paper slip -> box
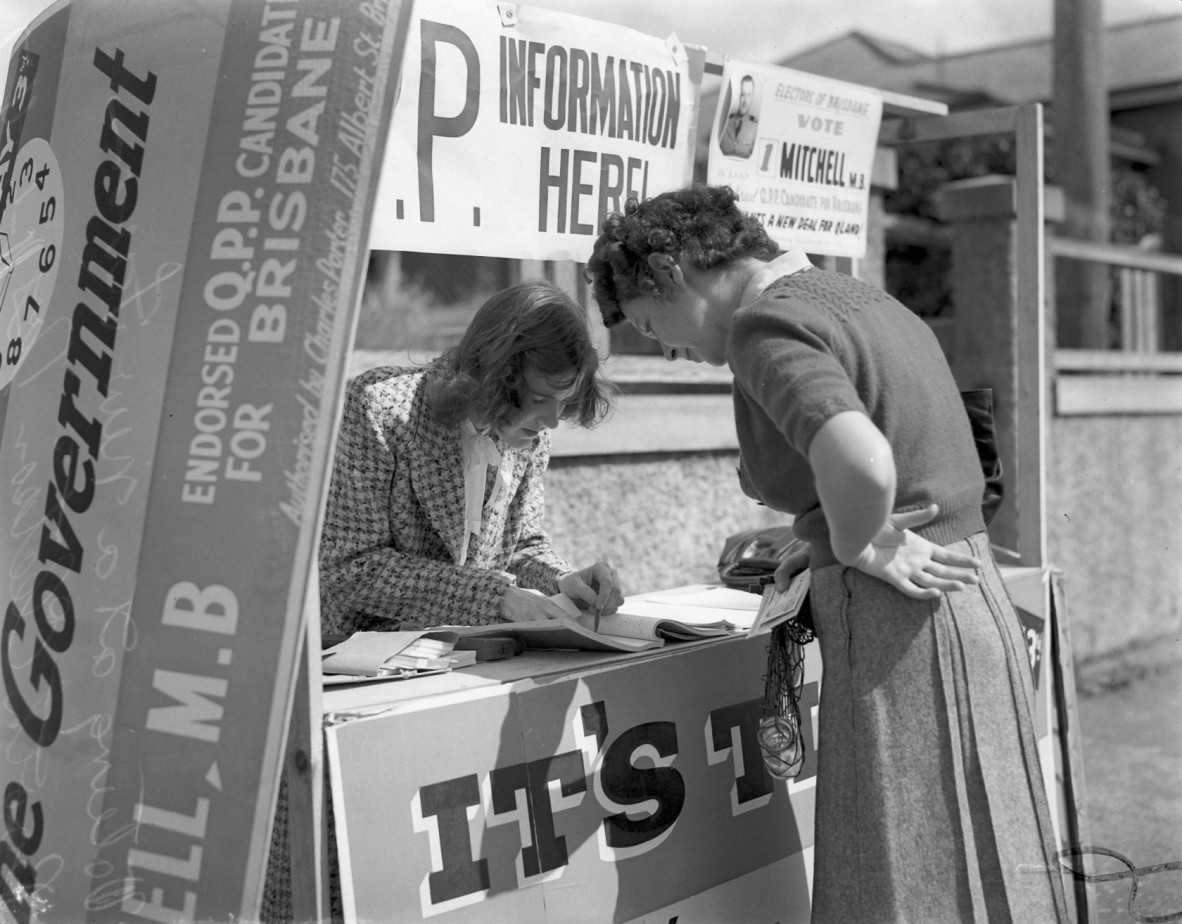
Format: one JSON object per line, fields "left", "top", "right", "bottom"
{"left": 746, "top": 570, "right": 811, "bottom": 637}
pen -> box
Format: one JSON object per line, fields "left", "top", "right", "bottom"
{"left": 589, "top": 571, "right": 602, "bottom": 632}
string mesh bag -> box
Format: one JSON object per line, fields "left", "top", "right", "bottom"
{"left": 758, "top": 598, "right": 815, "bottom": 780}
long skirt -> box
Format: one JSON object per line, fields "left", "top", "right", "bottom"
{"left": 809, "top": 532, "right": 1068, "bottom": 923}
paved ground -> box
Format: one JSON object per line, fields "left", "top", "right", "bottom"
{"left": 1072, "top": 636, "right": 1182, "bottom": 923}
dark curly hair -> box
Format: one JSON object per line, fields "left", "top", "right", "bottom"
{"left": 426, "top": 280, "right": 613, "bottom": 432}
{"left": 584, "top": 185, "right": 779, "bottom": 326}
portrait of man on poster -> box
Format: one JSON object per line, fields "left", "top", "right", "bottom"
{"left": 719, "top": 73, "right": 759, "bottom": 158}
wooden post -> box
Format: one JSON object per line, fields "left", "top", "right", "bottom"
{"left": 1052, "top": 0, "right": 1111, "bottom": 348}
{"left": 285, "top": 580, "right": 329, "bottom": 923}
{"left": 935, "top": 157, "right": 1051, "bottom": 567}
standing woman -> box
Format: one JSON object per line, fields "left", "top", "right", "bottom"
{"left": 584, "top": 186, "right": 1066, "bottom": 922}
{"left": 319, "top": 278, "right": 624, "bottom": 633}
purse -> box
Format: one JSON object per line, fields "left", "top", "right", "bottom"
{"left": 720, "top": 388, "right": 1006, "bottom": 780}
{"left": 717, "top": 526, "right": 808, "bottom": 594}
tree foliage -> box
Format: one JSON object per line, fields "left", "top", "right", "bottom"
{"left": 885, "top": 133, "right": 1166, "bottom": 240}
{"left": 882, "top": 133, "right": 1168, "bottom": 317}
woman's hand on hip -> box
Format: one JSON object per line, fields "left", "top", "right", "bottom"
{"left": 852, "top": 504, "right": 982, "bottom": 600}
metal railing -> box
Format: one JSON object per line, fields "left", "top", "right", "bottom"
{"left": 1050, "top": 237, "right": 1182, "bottom": 357}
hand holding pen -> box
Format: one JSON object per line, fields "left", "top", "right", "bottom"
{"left": 557, "top": 562, "right": 624, "bottom": 632}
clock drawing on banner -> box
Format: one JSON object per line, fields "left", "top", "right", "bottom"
{"left": 0, "top": 137, "right": 64, "bottom": 393}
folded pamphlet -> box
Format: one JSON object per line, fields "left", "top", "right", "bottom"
{"left": 745, "top": 570, "right": 811, "bottom": 638}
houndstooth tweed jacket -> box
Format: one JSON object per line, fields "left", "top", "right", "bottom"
{"left": 318, "top": 366, "right": 573, "bottom": 635}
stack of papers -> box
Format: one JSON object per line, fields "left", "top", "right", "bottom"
{"left": 322, "top": 631, "right": 475, "bottom": 681}
{"left": 384, "top": 635, "right": 477, "bottom": 673}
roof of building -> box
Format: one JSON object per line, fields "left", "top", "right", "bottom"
{"left": 779, "top": 13, "right": 1182, "bottom": 110}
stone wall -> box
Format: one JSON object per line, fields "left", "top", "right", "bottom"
{"left": 543, "top": 452, "right": 791, "bottom": 595}
{"left": 1047, "top": 415, "right": 1182, "bottom": 661}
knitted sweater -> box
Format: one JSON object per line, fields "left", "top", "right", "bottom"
{"left": 318, "top": 366, "right": 572, "bottom": 633}
{"left": 727, "top": 268, "right": 985, "bottom": 568}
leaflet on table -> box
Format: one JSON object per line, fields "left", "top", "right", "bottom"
{"left": 746, "top": 570, "right": 812, "bottom": 637}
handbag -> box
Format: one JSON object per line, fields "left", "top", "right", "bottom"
{"left": 717, "top": 526, "right": 808, "bottom": 594}
{"left": 720, "top": 388, "right": 1006, "bottom": 780}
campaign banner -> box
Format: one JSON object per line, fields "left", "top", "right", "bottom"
{"left": 368, "top": 0, "right": 703, "bottom": 262}
{"left": 327, "top": 637, "right": 821, "bottom": 923}
{"left": 0, "top": 1, "right": 408, "bottom": 921}
{"left": 707, "top": 62, "right": 882, "bottom": 258}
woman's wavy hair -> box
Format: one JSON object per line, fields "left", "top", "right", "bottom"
{"left": 426, "top": 280, "right": 613, "bottom": 432}
{"left": 584, "top": 184, "right": 779, "bottom": 326}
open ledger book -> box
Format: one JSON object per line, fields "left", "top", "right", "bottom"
{"left": 446, "top": 590, "right": 743, "bottom": 653}
{"left": 321, "top": 577, "right": 813, "bottom": 669}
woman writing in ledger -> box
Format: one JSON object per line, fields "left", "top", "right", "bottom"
{"left": 266, "top": 281, "right": 623, "bottom": 924}
{"left": 583, "top": 186, "right": 1066, "bottom": 922}
{"left": 265, "top": 281, "right": 623, "bottom": 924}
{"left": 319, "top": 279, "right": 624, "bottom": 634}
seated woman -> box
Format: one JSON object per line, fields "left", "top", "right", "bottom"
{"left": 263, "top": 281, "right": 622, "bottom": 924}
{"left": 319, "top": 279, "right": 624, "bottom": 634}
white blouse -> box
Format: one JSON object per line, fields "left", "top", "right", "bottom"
{"left": 458, "top": 420, "right": 513, "bottom": 565}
